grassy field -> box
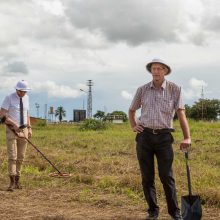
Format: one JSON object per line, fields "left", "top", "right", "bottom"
{"left": 0, "top": 120, "right": 219, "bottom": 219}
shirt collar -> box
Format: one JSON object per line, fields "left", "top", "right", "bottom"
{"left": 150, "top": 80, "right": 167, "bottom": 89}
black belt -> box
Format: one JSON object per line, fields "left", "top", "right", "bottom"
{"left": 143, "top": 127, "right": 175, "bottom": 135}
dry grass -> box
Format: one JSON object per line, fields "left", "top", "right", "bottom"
{"left": 0, "top": 120, "right": 219, "bottom": 219}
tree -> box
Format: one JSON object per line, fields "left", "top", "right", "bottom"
{"left": 93, "top": 110, "right": 105, "bottom": 120}
{"left": 189, "top": 99, "right": 220, "bottom": 120}
{"left": 184, "top": 104, "right": 192, "bottom": 118}
{"left": 55, "top": 106, "right": 66, "bottom": 122}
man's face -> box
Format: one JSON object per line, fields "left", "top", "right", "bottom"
{"left": 150, "top": 63, "right": 168, "bottom": 82}
{"left": 16, "top": 90, "right": 27, "bottom": 98}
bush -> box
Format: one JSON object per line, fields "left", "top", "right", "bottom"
{"left": 36, "top": 121, "right": 47, "bottom": 127}
{"left": 79, "top": 119, "right": 108, "bottom": 131}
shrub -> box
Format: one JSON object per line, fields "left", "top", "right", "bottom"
{"left": 79, "top": 119, "right": 108, "bottom": 131}
{"left": 36, "top": 121, "right": 47, "bottom": 127}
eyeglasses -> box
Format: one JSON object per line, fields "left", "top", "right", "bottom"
{"left": 151, "top": 67, "right": 166, "bottom": 72}
{"left": 17, "top": 90, "right": 27, "bottom": 94}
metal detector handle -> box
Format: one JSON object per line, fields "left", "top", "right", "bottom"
{"left": 185, "top": 152, "right": 192, "bottom": 196}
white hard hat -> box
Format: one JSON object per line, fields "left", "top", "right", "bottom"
{"left": 15, "top": 80, "right": 31, "bottom": 91}
{"left": 146, "top": 58, "right": 171, "bottom": 75}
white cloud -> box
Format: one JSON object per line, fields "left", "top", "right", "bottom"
{"left": 0, "top": 0, "right": 220, "bottom": 119}
{"left": 0, "top": 77, "right": 18, "bottom": 91}
{"left": 121, "top": 90, "right": 133, "bottom": 100}
{"left": 32, "top": 81, "right": 81, "bottom": 98}
{"left": 35, "top": 0, "right": 65, "bottom": 16}
{"left": 183, "top": 77, "right": 207, "bottom": 100}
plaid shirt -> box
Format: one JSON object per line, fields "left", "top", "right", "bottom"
{"left": 129, "top": 80, "right": 184, "bottom": 129}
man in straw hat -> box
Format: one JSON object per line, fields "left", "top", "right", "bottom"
{"left": 0, "top": 80, "right": 32, "bottom": 191}
{"left": 129, "top": 58, "right": 191, "bottom": 220}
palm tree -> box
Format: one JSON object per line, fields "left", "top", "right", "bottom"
{"left": 55, "top": 106, "right": 66, "bottom": 122}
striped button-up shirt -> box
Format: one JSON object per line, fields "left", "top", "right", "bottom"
{"left": 129, "top": 80, "right": 184, "bottom": 129}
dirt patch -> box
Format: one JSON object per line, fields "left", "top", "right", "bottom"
{"left": 0, "top": 186, "right": 219, "bottom": 220}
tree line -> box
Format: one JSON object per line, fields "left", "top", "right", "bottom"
{"left": 184, "top": 99, "right": 220, "bottom": 120}
{"left": 53, "top": 98, "right": 220, "bottom": 122}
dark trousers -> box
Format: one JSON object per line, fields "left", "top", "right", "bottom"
{"left": 136, "top": 130, "right": 180, "bottom": 216}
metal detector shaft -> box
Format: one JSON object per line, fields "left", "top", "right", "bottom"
{"left": 24, "top": 137, "right": 62, "bottom": 174}
{"left": 6, "top": 124, "right": 62, "bottom": 174}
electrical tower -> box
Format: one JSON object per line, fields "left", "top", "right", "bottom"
{"left": 87, "top": 80, "right": 93, "bottom": 118}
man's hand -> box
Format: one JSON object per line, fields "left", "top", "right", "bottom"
{"left": 180, "top": 138, "right": 191, "bottom": 152}
{"left": 13, "top": 124, "right": 20, "bottom": 132}
{"left": 28, "top": 128, "right": 32, "bottom": 138}
{"left": 132, "top": 125, "right": 144, "bottom": 133}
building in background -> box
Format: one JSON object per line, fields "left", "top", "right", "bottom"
{"left": 30, "top": 117, "right": 46, "bottom": 125}
{"left": 73, "top": 109, "right": 86, "bottom": 122}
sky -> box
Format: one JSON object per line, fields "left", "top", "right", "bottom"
{"left": 0, "top": 0, "right": 220, "bottom": 121}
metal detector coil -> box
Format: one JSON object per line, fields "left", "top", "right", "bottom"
{"left": 49, "top": 172, "right": 72, "bottom": 178}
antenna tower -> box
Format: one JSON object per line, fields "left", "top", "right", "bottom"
{"left": 87, "top": 80, "right": 93, "bottom": 118}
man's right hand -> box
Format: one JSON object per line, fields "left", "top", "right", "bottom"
{"left": 132, "top": 125, "right": 144, "bottom": 133}
{"left": 180, "top": 138, "right": 191, "bottom": 152}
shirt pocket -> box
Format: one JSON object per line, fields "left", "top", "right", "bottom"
{"left": 160, "top": 98, "right": 174, "bottom": 114}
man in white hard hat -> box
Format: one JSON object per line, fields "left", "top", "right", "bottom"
{"left": 129, "top": 58, "right": 191, "bottom": 220}
{"left": 0, "top": 80, "right": 32, "bottom": 191}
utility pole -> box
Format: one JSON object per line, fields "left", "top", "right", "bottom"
{"left": 87, "top": 80, "right": 93, "bottom": 119}
{"left": 201, "top": 86, "right": 204, "bottom": 120}
{"left": 44, "top": 104, "right": 47, "bottom": 121}
{"left": 82, "top": 99, "right": 85, "bottom": 110}
{"left": 35, "top": 103, "right": 40, "bottom": 118}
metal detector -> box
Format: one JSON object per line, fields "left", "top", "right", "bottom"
{"left": 7, "top": 124, "right": 71, "bottom": 178}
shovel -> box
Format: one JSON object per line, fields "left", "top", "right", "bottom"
{"left": 181, "top": 152, "right": 202, "bottom": 220}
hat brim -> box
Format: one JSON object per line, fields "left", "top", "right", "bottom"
{"left": 15, "top": 87, "right": 31, "bottom": 91}
{"left": 146, "top": 62, "right": 171, "bottom": 75}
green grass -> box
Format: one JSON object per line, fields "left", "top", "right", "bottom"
{"left": 0, "top": 120, "right": 219, "bottom": 208}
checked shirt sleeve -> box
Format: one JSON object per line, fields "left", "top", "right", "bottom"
{"left": 129, "top": 87, "right": 142, "bottom": 111}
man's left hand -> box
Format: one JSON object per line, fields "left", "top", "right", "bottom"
{"left": 180, "top": 138, "right": 191, "bottom": 152}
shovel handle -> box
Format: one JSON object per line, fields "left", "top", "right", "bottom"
{"left": 185, "top": 152, "right": 192, "bottom": 196}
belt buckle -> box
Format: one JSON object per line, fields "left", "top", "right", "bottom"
{"left": 152, "top": 129, "right": 158, "bottom": 134}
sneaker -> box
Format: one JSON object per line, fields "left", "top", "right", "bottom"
{"left": 146, "top": 212, "right": 159, "bottom": 220}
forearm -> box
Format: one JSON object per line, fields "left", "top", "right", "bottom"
{"left": 27, "top": 115, "right": 31, "bottom": 127}
{"left": 128, "top": 109, "right": 137, "bottom": 128}
{"left": 177, "top": 109, "right": 190, "bottom": 139}
{"left": 0, "top": 108, "right": 15, "bottom": 126}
